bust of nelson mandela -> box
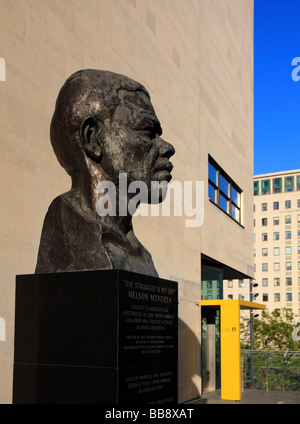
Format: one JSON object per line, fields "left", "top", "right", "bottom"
{"left": 35, "top": 70, "right": 175, "bottom": 277}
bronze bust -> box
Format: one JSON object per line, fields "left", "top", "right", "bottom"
{"left": 35, "top": 70, "right": 175, "bottom": 277}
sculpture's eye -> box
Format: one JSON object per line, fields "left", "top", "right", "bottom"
{"left": 138, "top": 127, "right": 156, "bottom": 140}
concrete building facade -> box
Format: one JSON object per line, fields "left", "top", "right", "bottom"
{"left": 0, "top": 0, "right": 254, "bottom": 403}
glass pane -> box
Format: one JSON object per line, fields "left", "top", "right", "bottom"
{"left": 219, "top": 174, "right": 229, "bottom": 196}
{"left": 261, "top": 179, "right": 270, "bottom": 194}
{"left": 231, "top": 204, "right": 240, "bottom": 221}
{"left": 273, "top": 178, "right": 282, "bottom": 193}
{"left": 209, "top": 162, "right": 218, "bottom": 186}
{"left": 285, "top": 176, "right": 294, "bottom": 192}
{"left": 219, "top": 193, "right": 228, "bottom": 213}
{"left": 231, "top": 187, "right": 240, "bottom": 206}
{"left": 209, "top": 183, "right": 216, "bottom": 202}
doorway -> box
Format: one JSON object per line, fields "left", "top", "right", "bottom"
{"left": 201, "top": 307, "right": 221, "bottom": 391}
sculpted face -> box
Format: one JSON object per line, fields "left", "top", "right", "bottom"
{"left": 99, "top": 89, "right": 175, "bottom": 194}
{"left": 51, "top": 70, "right": 175, "bottom": 204}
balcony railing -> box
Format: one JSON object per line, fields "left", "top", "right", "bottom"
{"left": 241, "top": 350, "right": 300, "bottom": 392}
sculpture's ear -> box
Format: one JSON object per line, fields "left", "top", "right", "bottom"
{"left": 80, "top": 115, "right": 104, "bottom": 162}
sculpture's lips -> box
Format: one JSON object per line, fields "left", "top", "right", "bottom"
{"left": 153, "top": 160, "right": 173, "bottom": 174}
{"left": 152, "top": 160, "right": 173, "bottom": 182}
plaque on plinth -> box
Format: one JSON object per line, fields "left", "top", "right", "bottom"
{"left": 13, "top": 270, "right": 178, "bottom": 404}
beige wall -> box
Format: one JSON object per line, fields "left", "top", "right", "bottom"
{"left": 0, "top": 0, "right": 253, "bottom": 403}
{"left": 199, "top": 0, "right": 254, "bottom": 279}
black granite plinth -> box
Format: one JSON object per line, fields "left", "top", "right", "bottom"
{"left": 13, "top": 270, "right": 178, "bottom": 404}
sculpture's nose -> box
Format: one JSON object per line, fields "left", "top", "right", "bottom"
{"left": 157, "top": 136, "right": 175, "bottom": 159}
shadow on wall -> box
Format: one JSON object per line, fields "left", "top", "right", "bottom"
{"left": 178, "top": 316, "right": 202, "bottom": 403}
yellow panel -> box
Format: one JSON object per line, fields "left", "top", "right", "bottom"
{"left": 220, "top": 301, "right": 241, "bottom": 401}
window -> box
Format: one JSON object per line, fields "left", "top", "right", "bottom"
{"left": 261, "top": 179, "right": 270, "bottom": 195}
{"left": 298, "top": 246, "right": 300, "bottom": 254}
{"left": 262, "top": 263, "right": 268, "bottom": 271}
{"left": 209, "top": 162, "right": 218, "bottom": 202}
{"left": 285, "top": 200, "right": 291, "bottom": 209}
{"left": 298, "top": 199, "right": 300, "bottom": 208}
{"left": 285, "top": 215, "right": 291, "bottom": 224}
{"left": 262, "top": 278, "right": 268, "bottom": 287}
{"left": 254, "top": 181, "right": 259, "bottom": 196}
{"left": 286, "top": 293, "right": 293, "bottom": 302}
{"left": 273, "top": 217, "right": 279, "bottom": 225}
{"left": 239, "top": 294, "right": 244, "bottom": 300}
{"left": 298, "top": 261, "right": 300, "bottom": 270}
{"left": 286, "top": 277, "right": 292, "bottom": 286}
{"left": 274, "top": 278, "right": 280, "bottom": 286}
{"left": 298, "top": 215, "right": 300, "bottom": 223}
{"left": 208, "top": 156, "right": 242, "bottom": 223}
{"left": 285, "top": 176, "right": 294, "bottom": 192}
{"left": 262, "top": 233, "right": 268, "bottom": 241}
{"left": 228, "top": 294, "right": 233, "bottom": 299}
{"left": 298, "top": 230, "right": 300, "bottom": 240}
{"left": 286, "top": 231, "right": 291, "bottom": 240}
{"left": 286, "top": 246, "right": 292, "bottom": 255}
{"left": 262, "top": 203, "right": 267, "bottom": 211}
{"left": 238, "top": 280, "right": 244, "bottom": 287}
{"left": 262, "top": 218, "right": 268, "bottom": 226}
{"left": 262, "top": 248, "right": 268, "bottom": 256}
{"left": 274, "top": 262, "right": 280, "bottom": 271}
{"left": 286, "top": 262, "right": 292, "bottom": 270}
{"left": 263, "top": 294, "right": 268, "bottom": 302}
{"left": 273, "top": 178, "right": 282, "bottom": 193}
{"left": 274, "top": 293, "right": 280, "bottom": 302}
{"left": 297, "top": 176, "right": 300, "bottom": 191}
{"left": 227, "top": 280, "right": 233, "bottom": 288}
{"left": 273, "top": 232, "right": 279, "bottom": 241}
{"left": 273, "top": 247, "right": 280, "bottom": 256}
{"left": 273, "top": 201, "right": 279, "bottom": 210}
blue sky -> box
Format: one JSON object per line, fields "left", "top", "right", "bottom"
{"left": 254, "top": 0, "right": 300, "bottom": 175}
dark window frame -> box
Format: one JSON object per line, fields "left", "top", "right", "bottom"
{"left": 208, "top": 156, "right": 243, "bottom": 225}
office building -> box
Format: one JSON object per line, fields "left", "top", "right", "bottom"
{"left": 224, "top": 170, "right": 300, "bottom": 317}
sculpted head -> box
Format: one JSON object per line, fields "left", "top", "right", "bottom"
{"left": 50, "top": 70, "right": 175, "bottom": 200}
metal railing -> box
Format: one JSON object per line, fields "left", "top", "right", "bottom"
{"left": 241, "top": 350, "right": 300, "bottom": 392}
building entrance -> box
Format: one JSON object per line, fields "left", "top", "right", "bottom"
{"left": 201, "top": 307, "right": 221, "bottom": 391}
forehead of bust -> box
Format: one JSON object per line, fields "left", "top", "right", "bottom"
{"left": 54, "top": 69, "right": 156, "bottom": 124}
